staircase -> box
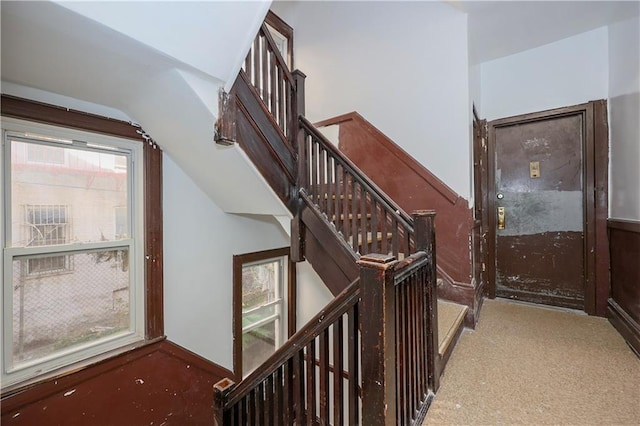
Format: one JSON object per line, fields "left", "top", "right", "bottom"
{"left": 213, "top": 15, "right": 466, "bottom": 425}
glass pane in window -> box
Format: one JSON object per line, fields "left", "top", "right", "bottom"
{"left": 242, "top": 260, "right": 280, "bottom": 312}
{"left": 10, "top": 140, "right": 129, "bottom": 247}
{"left": 242, "top": 321, "right": 276, "bottom": 375}
{"left": 11, "top": 249, "right": 130, "bottom": 368}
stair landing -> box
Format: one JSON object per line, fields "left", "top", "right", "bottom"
{"left": 437, "top": 299, "right": 467, "bottom": 373}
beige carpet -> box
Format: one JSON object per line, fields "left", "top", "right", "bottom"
{"left": 424, "top": 299, "right": 640, "bottom": 425}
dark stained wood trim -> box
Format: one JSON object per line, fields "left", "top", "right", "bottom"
{"left": 232, "top": 247, "right": 293, "bottom": 379}
{"left": 608, "top": 218, "right": 640, "bottom": 233}
{"left": 608, "top": 299, "right": 640, "bottom": 357}
{"left": 1, "top": 94, "right": 142, "bottom": 140}
{"left": 593, "top": 100, "right": 610, "bottom": 316}
{"left": 607, "top": 218, "right": 640, "bottom": 354}
{"left": 0, "top": 94, "right": 165, "bottom": 388}
{"left": 486, "top": 101, "right": 608, "bottom": 315}
{"left": 265, "top": 10, "right": 294, "bottom": 69}
{"left": 144, "top": 141, "right": 164, "bottom": 339}
{"left": 315, "top": 112, "right": 460, "bottom": 205}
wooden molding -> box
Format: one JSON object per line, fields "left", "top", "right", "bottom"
{"left": 315, "top": 112, "right": 461, "bottom": 205}
{"left": 0, "top": 94, "right": 165, "bottom": 384}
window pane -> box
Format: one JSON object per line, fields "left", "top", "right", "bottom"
{"left": 242, "top": 321, "right": 276, "bottom": 375}
{"left": 242, "top": 260, "right": 280, "bottom": 311}
{"left": 10, "top": 140, "right": 129, "bottom": 246}
{"left": 11, "top": 249, "right": 130, "bottom": 368}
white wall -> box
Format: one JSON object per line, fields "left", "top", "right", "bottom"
{"left": 480, "top": 27, "right": 609, "bottom": 121}
{"left": 608, "top": 16, "right": 640, "bottom": 221}
{"left": 163, "top": 155, "right": 289, "bottom": 370}
{"left": 271, "top": 1, "right": 472, "bottom": 201}
{"left": 295, "top": 262, "right": 333, "bottom": 329}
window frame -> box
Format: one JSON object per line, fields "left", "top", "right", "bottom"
{"left": 232, "top": 247, "right": 296, "bottom": 379}
{"left": 0, "top": 95, "right": 163, "bottom": 395}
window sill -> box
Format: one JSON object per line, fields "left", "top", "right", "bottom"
{"left": 1, "top": 336, "right": 166, "bottom": 398}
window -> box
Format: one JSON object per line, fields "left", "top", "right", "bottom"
{"left": 233, "top": 248, "right": 295, "bottom": 378}
{"left": 2, "top": 116, "right": 146, "bottom": 389}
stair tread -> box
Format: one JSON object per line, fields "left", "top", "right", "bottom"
{"left": 437, "top": 300, "right": 467, "bottom": 357}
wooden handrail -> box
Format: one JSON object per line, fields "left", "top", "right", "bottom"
{"left": 298, "top": 116, "right": 418, "bottom": 263}
{"left": 221, "top": 279, "right": 360, "bottom": 408}
{"left": 299, "top": 116, "right": 413, "bottom": 229}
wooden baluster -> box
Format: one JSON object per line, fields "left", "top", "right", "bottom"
{"left": 327, "top": 155, "right": 334, "bottom": 224}
{"left": 257, "top": 381, "right": 265, "bottom": 425}
{"left": 319, "top": 328, "right": 330, "bottom": 422}
{"left": 391, "top": 217, "right": 399, "bottom": 259}
{"left": 334, "top": 161, "right": 341, "bottom": 234}
{"left": 245, "top": 49, "right": 252, "bottom": 77}
{"left": 306, "top": 341, "right": 317, "bottom": 425}
{"left": 412, "top": 210, "right": 439, "bottom": 392}
{"left": 409, "top": 273, "right": 417, "bottom": 419}
{"left": 261, "top": 36, "right": 269, "bottom": 101}
{"left": 253, "top": 37, "right": 260, "bottom": 88}
{"left": 358, "top": 253, "right": 398, "bottom": 426}
{"left": 397, "top": 278, "right": 407, "bottom": 425}
{"left": 284, "top": 358, "right": 294, "bottom": 424}
{"left": 359, "top": 187, "right": 367, "bottom": 255}
{"left": 347, "top": 303, "right": 360, "bottom": 425}
{"left": 293, "top": 349, "right": 306, "bottom": 424}
{"left": 319, "top": 147, "right": 326, "bottom": 214}
{"left": 351, "top": 178, "right": 359, "bottom": 253}
{"left": 270, "top": 53, "right": 277, "bottom": 122}
{"left": 333, "top": 316, "right": 344, "bottom": 426}
{"left": 274, "top": 367, "right": 283, "bottom": 426}
{"left": 341, "top": 166, "right": 349, "bottom": 238}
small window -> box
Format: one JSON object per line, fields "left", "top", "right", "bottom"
{"left": 233, "top": 248, "right": 295, "bottom": 378}
{"left": 2, "top": 118, "right": 144, "bottom": 389}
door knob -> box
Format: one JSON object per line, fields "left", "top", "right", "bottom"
{"left": 497, "top": 193, "right": 504, "bottom": 199}
{"left": 497, "top": 207, "right": 505, "bottom": 230}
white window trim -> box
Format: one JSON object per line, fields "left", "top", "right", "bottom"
{"left": 1, "top": 117, "right": 145, "bottom": 389}
{"left": 240, "top": 255, "right": 288, "bottom": 377}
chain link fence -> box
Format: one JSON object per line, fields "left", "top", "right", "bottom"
{"left": 11, "top": 249, "right": 130, "bottom": 366}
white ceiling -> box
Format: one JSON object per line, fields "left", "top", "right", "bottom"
{"left": 452, "top": 1, "right": 640, "bottom": 64}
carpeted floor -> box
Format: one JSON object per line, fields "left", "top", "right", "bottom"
{"left": 424, "top": 299, "right": 640, "bottom": 425}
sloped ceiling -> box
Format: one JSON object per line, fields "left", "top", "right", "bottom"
{"left": 1, "top": 0, "right": 291, "bottom": 218}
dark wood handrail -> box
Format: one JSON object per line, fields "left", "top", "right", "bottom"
{"left": 299, "top": 116, "right": 413, "bottom": 230}
{"left": 314, "top": 111, "right": 461, "bottom": 205}
{"left": 223, "top": 279, "right": 360, "bottom": 408}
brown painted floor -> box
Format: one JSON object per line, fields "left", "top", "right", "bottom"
{"left": 424, "top": 299, "right": 640, "bottom": 425}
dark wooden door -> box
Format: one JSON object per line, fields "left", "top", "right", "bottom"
{"left": 489, "top": 109, "right": 589, "bottom": 310}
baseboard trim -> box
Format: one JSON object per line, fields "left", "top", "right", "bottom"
{"left": 607, "top": 298, "right": 640, "bottom": 357}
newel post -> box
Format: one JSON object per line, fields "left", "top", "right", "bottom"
{"left": 292, "top": 69, "right": 306, "bottom": 118}
{"left": 358, "top": 253, "right": 398, "bottom": 426}
{"left": 412, "top": 210, "right": 440, "bottom": 391}
{"left": 213, "top": 378, "right": 235, "bottom": 426}
{"left": 291, "top": 69, "right": 308, "bottom": 264}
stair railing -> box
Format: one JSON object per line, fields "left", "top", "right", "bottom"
{"left": 214, "top": 280, "right": 362, "bottom": 425}
{"left": 214, "top": 233, "right": 438, "bottom": 425}
{"left": 298, "top": 116, "right": 416, "bottom": 259}
{"left": 242, "top": 23, "right": 298, "bottom": 143}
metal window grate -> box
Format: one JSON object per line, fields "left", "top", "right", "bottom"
{"left": 25, "top": 204, "right": 71, "bottom": 275}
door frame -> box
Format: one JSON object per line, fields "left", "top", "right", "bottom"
{"left": 482, "top": 100, "right": 609, "bottom": 315}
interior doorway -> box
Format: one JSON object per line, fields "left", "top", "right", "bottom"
{"left": 480, "top": 101, "right": 609, "bottom": 315}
